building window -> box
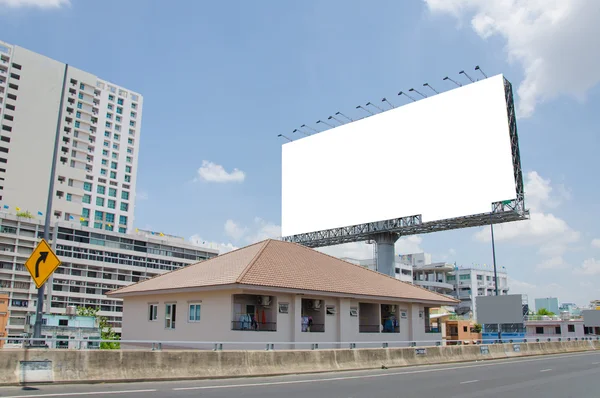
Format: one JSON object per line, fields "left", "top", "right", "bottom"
{"left": 131, "top": 103, "right": 137, "bottom": 110}
{"left": 100, "top": 169, "right": 107, "bottom": 176}
{"left": 555, "top": 326, "right": 561, "bottom": 334}
{"left": 79, "top": 83, "right": 85, "bottom": 90}
{"left": 97, "top": 185, "right": 105, "bottom": 194}
{"left": 148, "top": 304, "right": 158, "bottom": 321}
{"left": 129, "top": 121, "right": 135, "bottom": 127}
{"left": 115, "top": 124, "right": 121, "bottom": 132}
{"left": 101, "top": 159, "right": 108, "bottom": 165}
{"left": 568, "top": 324, "right": 575, "bottom": 333}
{"left": 536, "top": 327, "right": 544, "bottom": 334}
{"left": 110, "top": 171, "right": 117, "bottom": 179}
{"left": 66, "top": 193, "right": 72, "bottom": 202}
{"left": 111, "top": 162, "right": 117, "bottom": 170}
{"left": 59, "top": 319, "right": 69, "bottom": 326}
{"left": 96, "top": 197, "right": 104, "bottom": 206}
{"left": 74, "top": 121, "right": 80, "bottom": 128}
{"left": 189, "top": 303, "right": 201, "bottom": 322}
{"left": 102, "top": 149, "right": 109, "bottom": 156}
{"left": 116, "top": 107, "right": 123, "bottom": 115}
{"left": 83, "top": 182, "right": 92, "bottom": 192}
{"left": 108, "top": 103, "right": 113, "bottom": 110}
{"left": 119, "top": 227, "right": 126, "bottom": 233}
{"left": 109, "top": 94, "right": 115, "bottom": 101}
{"left": 106, "top": 213, "right": 115, "bottom": 223}
{"left": 77, "top": 102, "right": 82, "bottom": 109}
{"left": 104, "top": 131, "right": 110, "bottom": 138}
{"left": 106, "top": 113, "right": 112, "bottom": 119}
{"left": 94, "top": 210, "right": 103, "bottom": 221}
{"left": 116, "top": 116, "right": 121, "bottom": 123}
{"left": 126, "top": 156, "right": 132, "bottom": 163}
{"left": 94, "top": 222, "right": 102, "bottom": 229}
{"left": 459, "top": 274, "right": 470, "bottom": 280}
{"left": 119, "top": 215, "right": 127, "bottom": 225}
{"left": 78, "top": 93, "right": 83, "bottom": 99}
{"left": 105, "top": 224, "right": 113, "bottom": 231}
{"left": 81, "top": 221, "right": 89, "bottom": 227}
{"left": 105, "top": 122, "right": 111, "bottom": 128}
{"left": 114, "top": 133, "right": 120, "bottom": 140}
{"left": 120, "top": 202, "right": 129, "bottom": 211}
{"left": 125, "top": 165, "right": 132, "bottom": 173}
{"left": 10, "top": 73, "right": 20, "bottom": 80}
{"left": 76, "top": 111, "right": 81, "bottom": 118}
{"left": 107, "top": 199, "right": 116, "bottom": 209}
{"left": 127, "top": 138, "right": 134, "bottom": 145}
{"left": 165, "top": 303, "right": 176, "bottom": 329}
{"left": 124, "top": 175, "right": 131, "bottom": 183}
{"left": 82, "top": 208, "right": 90, "bottom": 218}
{"left": 122, "top": 191, "right": 129, "bottom": 200}
{"left": 117, "top": 98, "right": 124, "bottom": 106}
{"left": 130, "top": 111, "right": 136, "bottom": 118}
{"left": 108, "top": 187, "right": 117, "bottom": 197}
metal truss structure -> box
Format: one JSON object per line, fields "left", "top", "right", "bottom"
{"left": 282, "top": 77, "right": 529, "bottom": 249}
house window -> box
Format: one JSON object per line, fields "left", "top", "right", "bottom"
{"left": 189, "top": 303, "right": 201, "bottom": 322}
{"left": 148, "top": 304, "right": 157, "bottom": 321}
{"left": 568, "top": 324, "right": 575, "bottom": 333}
{"left": 165, "top": 303, "right": 176, "bottom": 329}
{"left": 459, "top": 274, "right": 470, "bottom": 280}
{"left": 536, "top": 327, "right": 544, "bottom": 334}
{"left": 555, "top": 326, "right": 561, "bottom": 334}
{"left": 59, "top": 319, "right": 68, "bottom": 326}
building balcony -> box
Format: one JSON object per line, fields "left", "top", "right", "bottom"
{"left": 231, "top": 321, "right": 276, "bottom": 332}
{"left": 414, "top": 280, "right": 454, "bottom": 292}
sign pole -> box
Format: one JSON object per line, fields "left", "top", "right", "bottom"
{"left": 32, "top": 64, "right": 69, "bottom": 343}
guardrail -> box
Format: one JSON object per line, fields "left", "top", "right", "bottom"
{"left": 2, "top": 335, "right": 599, "bottom": 351}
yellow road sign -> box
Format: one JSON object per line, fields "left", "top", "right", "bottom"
{"left": 24, "top": 239, "right": 61, "bottom": 289}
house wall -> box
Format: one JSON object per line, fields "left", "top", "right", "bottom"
{"left": 121, "top": 289, "right": 442, "bottom": 350}
{"left": 525, "top": 320, "right": 586, "bottom": 339}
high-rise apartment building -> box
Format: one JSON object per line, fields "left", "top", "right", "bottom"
{"left": 0, "top": 40, "right": 142, "bottom": 233}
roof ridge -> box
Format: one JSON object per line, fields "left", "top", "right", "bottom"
{"left": 236, "top": 239, "right": 272, "bottom": 283}
{"left": 279, "top": 240, "right": 458, "bottom": 303}
{"left": 107, "top": 239, "right": 267, "bottom": 296}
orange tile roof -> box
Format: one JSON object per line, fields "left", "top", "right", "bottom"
{"left": 108, "top": 239, "right": 458, "bottom": 304}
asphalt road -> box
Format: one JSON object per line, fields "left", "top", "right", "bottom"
{"left": 1, "top": 351, "right": 600, "bottom": 398}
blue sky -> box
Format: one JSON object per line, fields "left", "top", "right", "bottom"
{"left": 1, "top": 0, "right": 599, "bottom": 306}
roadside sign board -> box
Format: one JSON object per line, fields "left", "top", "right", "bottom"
{"left": 24, "top": 239, "right": 61, "bottom": 289}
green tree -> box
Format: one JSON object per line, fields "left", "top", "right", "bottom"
{"left": 16, "top": 210, "right": 34, "bottom": 219}
{"left": 76, "top": 306, "right": 120, "bottom": 349}
{"left": 472, "top": 323, "right": 482, "bottom": 333}
{"left": 536, "top": 308, "right": 555, "bottom": 316}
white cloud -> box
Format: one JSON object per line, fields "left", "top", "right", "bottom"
{"left": 536, "top": 256, "right": 570, "bottom": 271}
{"left": 0, "top": 0, "right": 69, "bottom": 7}
{"left": 194, "top": 160, "right": 246, "bottom": 183}
{"left": 189, "top": 234, "right": 238, "bottom": 255}
{"left": 473, "top": 171, "right": 579, "bottom": 258}
{"left": 136, "top": 191, "right": 149, "bottom": 201}
{"left": 425, "top": 0, "right": 600, "bottom": 117}
{"left": 224, "top": 219, "right": 247, "bottom": 241}
{"left": 246, "top": 217, "right": 281, "bottom": 243}
{"left": 592, "top": 239, "right": 600, "bottom": 248}
{"left": 574, "top": 258, "right": 600, "bottom": 276}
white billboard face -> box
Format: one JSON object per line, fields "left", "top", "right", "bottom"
{"left": 282, "top": 74, "right": 516, "bottom": 237}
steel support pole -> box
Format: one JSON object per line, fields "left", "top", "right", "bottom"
{"left": 33, "top": 64, "right": 69, "bottom": 342}
{"left": 490, "top": 212, "right": 501, "bottom": 343}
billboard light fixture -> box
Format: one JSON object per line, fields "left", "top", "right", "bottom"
{"left": 316, "top": 119, "right": 334, "bottom": 128}
{"left": 301, "top": 124, "right": 319, "bottom": 134}
{"left": 356, "top": 105, "right": 374, "bottom": 115}
{"left": 397, "top": 91, "right": 416, "bottom": 102}
{"left": 366, "top": 101, "right": 384, "bottom": 112}
{"left": 475, "top": 65, "right": 488, "bottom": 79}
{"left": 408, "top": 88, "right": 427, "bottom": 98}
{"left": 292, "top": 129, "right": 310, "bottom": 136}
{"left": 423, "top": 83, "right": 439, "bottom": 94}
{"left": 443, "top": 76, "right": 462, "bottom": 87}
{"left": 459, "top": 70, "right": 475, "bottom": 83}
{"left": 328, "top": 115, "right": 344, "bottom": 125}
{"left": 335, "top": 111, "right": 353, "bottom": 122}
{"left": 277, "top": 134, "right": 293, "bottom": 142}
{"left": 381, "top": 97, "right": 395, "bottom": 109}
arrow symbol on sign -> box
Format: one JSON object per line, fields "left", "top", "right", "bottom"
{"left": 35, "top": 251, "right": 49, "bottom": 278}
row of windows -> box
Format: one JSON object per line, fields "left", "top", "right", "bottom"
{"left": 148, "top": 303, "right": 201, "bottom": 329}
{"left": 83, "top": 182, "right": 129, "bottom": 199}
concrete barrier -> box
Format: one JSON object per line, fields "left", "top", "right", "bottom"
{"left": 0, "top": 340, "right": 598, "bottom": 386}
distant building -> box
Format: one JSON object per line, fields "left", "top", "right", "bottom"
{"left": 524, "top": 313, "right": 586, "bottom": 340}
{"left": 448, "top": 265, "right": 509, "bottom": 320}
{"left": 535, "top": 297, "right": 560, "bottom": 314}
{"left": 340, "top": 257, "right": 413, "bottom": 283}
{"left": 0, "top": 292, "right": 8, "bottom": 348}
{"left": 27, "top": 311, "right": 101, "bottom": 349}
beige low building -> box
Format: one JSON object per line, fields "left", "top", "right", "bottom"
{"left": 109, "top": 240, "right": 458, "bottom": 349}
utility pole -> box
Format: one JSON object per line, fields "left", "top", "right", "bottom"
{"left": 32, "top": 64, "right": 69, "bottom": 343}
{"left": 490, "top": 211, "right": 501, "bottom": 343}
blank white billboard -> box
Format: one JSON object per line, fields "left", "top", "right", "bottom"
{"left": 282, "top": 74, "right": 516, "bottom": 237}
{"left": 476, "top": 295, "right": 524, "bottom": 325}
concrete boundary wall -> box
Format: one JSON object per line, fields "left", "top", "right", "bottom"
{"left": 0, "top": 340, "right": 598, "bottom": 386}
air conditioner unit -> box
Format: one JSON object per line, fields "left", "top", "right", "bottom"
{"left": 312, "top": 300, "right": 322, "bottom": 310}
{"left": 258, "top": 296, "right": 271, "bottom": 306}
{"left": 65, "top": 305, "right": 77, "bottom": 316}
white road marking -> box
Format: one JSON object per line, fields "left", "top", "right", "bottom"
{"left": 540, "top": 369, "right": 553, "bottom": 372}
{"left": 460, "top": 380, "right": 479, "bottom": 384}
{"left": 173, "top": 351, "right": 599, "bottom": 391}
{"left": 1, "top": 389, "right": 157, "bottom": 398}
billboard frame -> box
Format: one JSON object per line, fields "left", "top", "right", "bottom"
{"left": 281, "top": 77, "right": 528, "bottom": 248}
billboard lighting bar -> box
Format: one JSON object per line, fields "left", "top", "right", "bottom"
{"left": 459, "top": 70, "right": 475, "bottom": 83}
{"left": 335, "top": 111, "right": 353, "bottom": 122}
{"left": 356, "top": 105, "right": 374, "bottom": 115}
{"left": 292, "top": 128, "right": 310, "bottom": 136}
{"left": 422, "top": 83, "right": 439, "bottom": 94}
{"left": 300, "top": 124, "right": 319, "bottom": 134}
{"left": 316, "top": 119, "right": 334, "bottom": 128}
{"left": 475, "top": 65, "right": 488, "bottom": 78}
{"left": 443, "top": 76, "right": 462, "bottom": 87}
{"left": 328, "top": 115, "right": 344, "bottom": 125}
{"left": 381, "top": 97, "right": 395, "bottom": 109}
{"left": 397, "top": 91, "right": 416, "bottom": 102}
{"left": 277, "top": 134, "right": 293, "bottom": 142}
{"left": 365, "top": 101, "right": 384, "bottom": 112}
{"left": 408, "top": 88, "right": 427, "bottom": 98}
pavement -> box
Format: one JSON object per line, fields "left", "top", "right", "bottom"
{"left": 1, "top": 351, "right": 599, "bottom": 397}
